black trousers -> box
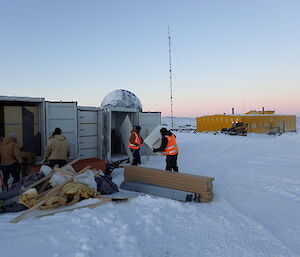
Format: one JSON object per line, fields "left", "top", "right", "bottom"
{"left": 48, "top": 160, "right": 67, "bottom": 169}
{"left": 166, "top": 154, "right": 179, "bottom": 172}
{"left": 131, "top": 148, "right": 141, "bottom": 165}
{"left": 1, "top": 162, "right": 21, "bottom": 190}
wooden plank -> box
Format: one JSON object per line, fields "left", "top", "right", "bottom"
{"left": 95, "top": 196, "right": 134, "bottom": 201}
{"left": 10, "top": 185, "right": 64, "bottom": 223}
{"left": 25, "top": 170, "right": 56, "bottom": 191}
{"left": 123, "top": 166, "right": 214, "bottom": 198}
{"left": 124, "top": 178, "right": 212, "bottom": 196}
{"left": 25, "top": 159, "right": 79, "bottom": 191}
{"left": 125, "top": 166, "right": 214, "bottom": 181}
{"left": 124, "top": 166, "right": 214, "bottom": 183}
{"left": 38, "top": 178, "right": 50, "bottom": 194}
{"left": 124, "top": 174, "right": 212, "bottom": 190}
{"left": 124, "top": 173, "right": 212, "bottom": 187}
{"left": 54, "top": 167, "right": 75, "bottom": 176}
{"left": 35, "top": 198, "right": 112, "bottom": 218}
{"left": 10, "top": 165, "right": 91, "bottom": 223}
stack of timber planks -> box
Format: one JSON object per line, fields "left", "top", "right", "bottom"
{"left": 124, "top": 166, "right": 214, "bottom": 202}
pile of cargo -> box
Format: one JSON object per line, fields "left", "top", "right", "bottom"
{"left": 0, "top": 159, "right": 121, "bottom": 223}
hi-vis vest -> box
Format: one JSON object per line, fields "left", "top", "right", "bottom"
{"left": 163, "top": 134, "right": 178, "bottom": 155}
{"left": 128, "top": 132, "right": 142, "bottom": 150}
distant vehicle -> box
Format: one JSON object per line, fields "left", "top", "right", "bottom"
{"left": 221, "top": 122, "right": 248, "bottom": 136}
{"left": 268, "top": 127, "right": 283, "bottom": 135}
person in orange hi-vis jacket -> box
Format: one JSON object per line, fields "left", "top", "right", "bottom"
{"left": 128, "top": 125, "right": 143, "bottom": 165}
{"left": 153, "top": 127, "right": 179, "bottom": 172}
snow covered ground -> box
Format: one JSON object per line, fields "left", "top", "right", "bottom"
{"left": 0, "top": 118, "right": 300, "bottom": 257}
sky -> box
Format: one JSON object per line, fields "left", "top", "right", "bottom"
{"left": 0, "top": 0, "right": 299, "bottom": 117}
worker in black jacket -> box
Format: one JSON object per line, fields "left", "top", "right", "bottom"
{"left": 153, "top": 128, "right": 179, "bottom": 172}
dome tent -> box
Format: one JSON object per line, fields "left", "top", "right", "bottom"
{"left": 101, "top": 89, "right": 142, "bottom": 111}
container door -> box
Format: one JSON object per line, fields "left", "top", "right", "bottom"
{"left": 120, "top": 115, "right": 133, "bottom": 163}
{"left": 139, "top": 112, "right": 161, "bottom": 155}
{"left": 101, "top": 108, "right": 111, "bottom": 161}
{"left": 45, "top": 102, "right": 78, "bottom": 159}
{"left": 77, "top": 107, "right": 99, "bottom": 159}
{"left": 97, "top": 109, "right": 103, "bottom": 160}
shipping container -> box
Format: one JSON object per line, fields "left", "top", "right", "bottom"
{"left": 0, "top": 96, "right": 161, "bottom": 162}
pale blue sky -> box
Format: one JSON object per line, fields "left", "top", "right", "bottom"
{"left": 0, "top": 0, "right": 299, "bottom": 116}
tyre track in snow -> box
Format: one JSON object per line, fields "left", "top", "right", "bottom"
{"left": 215, "top": 187, "right": 299, "bottom": 257}
{"left": 175, "top": 133, "right": 300, "bottom": 256}
{"left": 219, "top": 162, "right": 300, "bottom": 256}
{"left": 215, "top": 149, "right": 300, "bottom": 256}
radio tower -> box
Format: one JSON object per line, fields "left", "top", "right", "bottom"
{"left": 168, "top": 26, "right": 174, "bottom": 130}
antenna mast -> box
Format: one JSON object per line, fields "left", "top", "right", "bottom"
{"left": 168, "top": 26, "right": 174, "bottom": 130}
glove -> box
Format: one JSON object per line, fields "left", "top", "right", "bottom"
{"left": 153, "top": 148, "right": 158, "bottom": 153}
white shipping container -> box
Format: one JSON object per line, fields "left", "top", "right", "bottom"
{"left": 0, "top": 96, "right": 161, "bottom": 162}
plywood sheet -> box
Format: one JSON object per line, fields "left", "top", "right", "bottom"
{"left": 143, "top": 125, "right": 162, "bottom": 149}
{"left": 120, "top": 115, "right": 133, "bottom": 163}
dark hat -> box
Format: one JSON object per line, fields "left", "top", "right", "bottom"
{"left": 160, "top": 127, "right": 168, "bottom": 135}
{"left": 135, "top": 125, "right": 141, "bottom": 132}
{"left": 52, "top": 127, "right": 62, "bottom": 136}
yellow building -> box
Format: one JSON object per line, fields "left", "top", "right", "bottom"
{"left": 196, "top": 112, "right": 296, "bottom": 134}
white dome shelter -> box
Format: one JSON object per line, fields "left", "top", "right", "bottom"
{"left": 101, "top": 89, "right": 142, "bottom": 111}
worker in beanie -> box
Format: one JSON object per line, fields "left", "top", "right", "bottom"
{"left": 128, "top": 125, "right": 143, "bottom": 165}
{"left": 44, "top": 128, "right": 71, "bottom": 168}
{"left": 153, "top": 128, "right": 179, "bottom": 172}
{"left": 0, "top": 133, "right": 23, "bottom": 190}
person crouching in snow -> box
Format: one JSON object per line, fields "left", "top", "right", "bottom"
{"left": 153, "top": 128, "right": 179, "bottom": 172}
{"left": 44, "top": 128, "right": 71, "bottom": 168}
{"left": 128, "top": 125, "right": 143, "bottom": 165}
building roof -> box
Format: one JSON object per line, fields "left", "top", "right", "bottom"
{"left": 0, "top": 95, "right": 45, "bottom": 102}
{"left": 197, "top": 114, "right": 296, "bottom": 118}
